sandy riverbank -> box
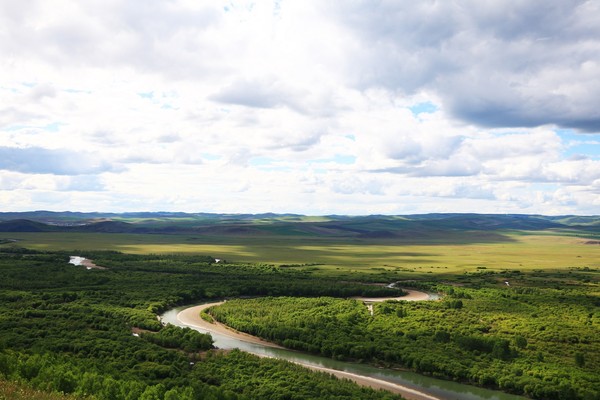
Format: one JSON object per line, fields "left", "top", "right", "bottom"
{"left": 354, "top": 288, "right": 433, "bottom": 303}
{"left": 177, "top": 303, "right": 285, "bottom": 349}
{"left": 298, "top": 364, "right": 440, "bottom": 400}
{"left": 176, "top": 290, "right": 441, "bottom": 400}
{"left": 69, "top": 256, "right": 107, "bottom": 270}
{"left": 177, "top": 288, "right": 434, "bottom": 348}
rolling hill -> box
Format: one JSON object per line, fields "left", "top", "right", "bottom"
{"left": 0, "top": 212, "right": 597, "bottom": 239}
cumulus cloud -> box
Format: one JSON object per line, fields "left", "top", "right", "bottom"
{"left": 211, "top": 77, "right": 297, "bottom": 110}
{"left": 0, "top": 1, "right": 221, "bottom": 77}
{"left": 0, "top": 147, "right": 118, "bottom": 175}
{"left": 325, "top": 0, "right": 600, "bottom": 132}
{"left": 0, "top": 171, "right": 105, "bottom": 193}
{"left": 0, "top": 0, "right": 599, "bottom": 214}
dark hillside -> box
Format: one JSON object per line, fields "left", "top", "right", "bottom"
{"left": 0, "top": 212, "right": 598, "bottom": 238}
{"left": 0, "top": 219, "right": 55, "bottom": 232}
{"left": 74, "top": 220, "right": 138, "bottom": 233}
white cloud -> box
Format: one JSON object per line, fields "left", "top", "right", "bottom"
{"left": 324, "top": 0, "right": 600, "bottom": 132}
{"left": 0, "top": 146, "right": 119, "bottom": 175}
{"left": 0, "top": 0, "right": 598, "bottom": 214}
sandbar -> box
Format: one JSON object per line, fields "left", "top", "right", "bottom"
{"left": 354, "top": 288, "right": 433, "bottom": 303}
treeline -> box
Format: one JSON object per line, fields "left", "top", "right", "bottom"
{"left": 209, "top": 275, "right": 600, "bottom": 400}
{"left": 0, "top": 247, "right": 403, "bottom": 400}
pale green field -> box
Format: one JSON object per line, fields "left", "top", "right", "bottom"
{"left": 2, "top": 231, "right": 598, "bottom": 274}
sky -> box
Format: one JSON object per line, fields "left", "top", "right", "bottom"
{"left": 1, "top": 0, "right": 599, "bottom": 215}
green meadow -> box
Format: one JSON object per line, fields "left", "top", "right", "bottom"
{"left": 1, "top": 213, "right": 598, "bottom": 399}
{"left": 3, "top": 230, "right": 598, "bottom": 275}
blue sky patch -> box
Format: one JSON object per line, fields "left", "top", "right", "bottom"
{"left": 2, "top": 122, "right": 63, "bottom": 132}
{"left": 249, "top": 156, "right": 273, "bottom": 166}
{"left": 202, "top": 153, "right": 221, "bottom": 161}
{"left": 311, "top": 155, "right": 356, "bottom": 165}
{"left": 556, "top": 129, "right": 600, "bottom": 160}
{"left": 249, "top": 157, "right": 292, "bottom": 171}
{"left": 44, "top": 122, "right": 62, "bottom": 132}
{"left": 409, "top": 102, "right": 438, "bottom": 115}
{"left": 332, "top": 154, "right": 356, "bottom": 164}
{"left": 2, "top": 124, "right": 27, "bottom": 131}
{"left": 138, "top": 91, "right": 154, "bottom": 99}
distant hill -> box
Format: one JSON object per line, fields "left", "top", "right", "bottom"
{"left": 75, "top": 220, "right": 138, "bottom": 233}
{"left": 0, "top": 212, "right": 598, "bottom": 238}
{"left": 406, "top": 213, "right": 563, "bottom": 230}
{"left": 0, "top": 219, "right": 56, "bottom": 232}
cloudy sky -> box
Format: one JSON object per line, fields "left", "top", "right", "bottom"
{"left": 1, "top": 0, "right": 599, "bottom": 215}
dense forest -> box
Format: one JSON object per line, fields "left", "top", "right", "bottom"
{"left": 208, "top": 271, "right": 600, "bottom": 400}
{"left": 1, "top": 243, "right": 598, "bottom": 400}
{"left": 0, "top": 247, "right": 401, "bottom": 400}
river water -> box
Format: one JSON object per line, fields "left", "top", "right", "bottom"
{"left": 68, "top": 256, "right": 85, "bottom": 265}
{"left": 161, "top": 304, "right": 527, "bottom": 400}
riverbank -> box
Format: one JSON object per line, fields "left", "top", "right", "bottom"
{"left": 177, "top": 303, "right": 285, "bottom": 349}
{"left": 176, "top": 291, "right": 443, "bottom": 400}
{"left": 68, "top": 256, "right": 107, "bottom": 270}
{"left": 177, "top": 288, "right": 436, "bottom": 349}
{"left": 354, "top": 288, "right": 434, "bottom": 302}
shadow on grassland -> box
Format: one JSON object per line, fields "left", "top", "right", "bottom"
{"left": 186, "top": 226, "right": 520, "bottom": 246}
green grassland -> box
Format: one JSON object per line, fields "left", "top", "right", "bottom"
{"left": 3, "top": 230, "right": 598, "bottom": 277}
{"left": 1, "top": 212, "right": 599, "bottom": 400}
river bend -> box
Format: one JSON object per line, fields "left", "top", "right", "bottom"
{"left": 161, "top": 293, "right": 526, "bottom": 400}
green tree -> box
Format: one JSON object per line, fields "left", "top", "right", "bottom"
{"left": 514, "top": 335, "right": 527, "bottom": 349}
{"left": 139, "top": 383, "right": 165, "bottom": 400}
{"left": 575, "top": 352, "right": 585, "bottom": 367}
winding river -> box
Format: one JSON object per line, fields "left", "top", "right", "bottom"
{"left": 161, "top": 293, "right": 528, "bottom": 400}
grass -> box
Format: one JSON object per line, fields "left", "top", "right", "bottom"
{"left": 2, "top": 230, "right": 598, "bottom": 275}
{"left": 0, "top": 380, "right": 85, "bottom": 400}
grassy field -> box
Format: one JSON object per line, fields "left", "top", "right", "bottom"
{"left": 0, "top": 380, "right": 84, "bottom": 400}
{"left": 2, "top": 230, "right": 598, "bottom": 275}
{"left": 1, "top": 219, "right": 598, "bottom": 400}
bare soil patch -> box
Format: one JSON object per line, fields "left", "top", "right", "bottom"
{"left": 81, "top": 258, "right": 107, "bottom": 270}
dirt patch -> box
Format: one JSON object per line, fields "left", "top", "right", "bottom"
{"left": 197, "top": 349, "right": 233, "bottom": 360}
{"left": 81, "top": 258, "right": 107, "bottom": 270}
{"left": 354, "top": 288, "right": 433, "bottom": 303}
{"left": 69, "top": 256, "right": 108, "bottom": 270}
{"left": 131, "top": 327, "right": 153, "bottom": 335}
